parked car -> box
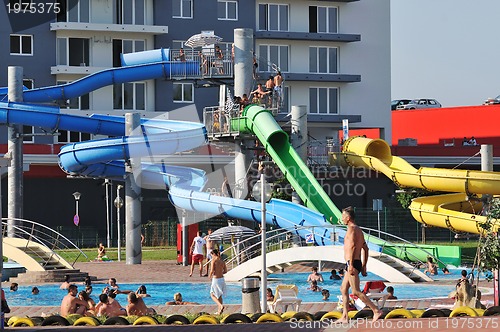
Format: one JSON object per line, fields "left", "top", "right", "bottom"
{"left": 396, "top": 98, "right": 441, "bottom": 110}
{"left": 483, "top": 95, "right": 500, "bottom": 105}
{"left": 391, "top": 99, "right": 411, "bottom": 110}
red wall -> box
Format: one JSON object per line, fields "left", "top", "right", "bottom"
{"left": 392, "top": 105, "right": 500, "bottom": 146}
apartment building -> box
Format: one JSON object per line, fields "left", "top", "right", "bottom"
{"left": 0, "top": 0, "right": 391, "bottom": 233}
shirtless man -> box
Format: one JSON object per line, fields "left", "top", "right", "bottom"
{"left": 204, "top": 229, "right": 216, "bottom": 276}
{"left": 125, "top": 292, "right": 155, "bottom": 316}
{"left": 338, "top": 206, "right": 382, "bottom": 322}
{"left": 307, "top": 266, "right": 324, "bottom": 284}
{"left": 273, "top": 71, "right": 283, "bottom": 104}
{"left": 60, "top": 275, "right": 70, "bottom": 290}
{"left": 209, "top": 248, "right": 227, "bottom": 314}
{"left": 107, "top": 277, "right": 120, "bottom": 291}
{"left": 101, "top": 292, "right": 127, "bottom": 317}
{"left": 166, "top": 292, "right": 199, "bottom": 305}
{"left": 60, "top": 284, "right": 88, "bottom": 316}
{"left": 96, "top": 294, "right": 121, "bottom": 317}
{"left": 250, "top": 83, "right": 270, "bottom": 103}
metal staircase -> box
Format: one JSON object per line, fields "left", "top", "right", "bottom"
{"left": 373, "top": 253, "right": 430, "bottom": 282}
{"left": 2, "top": 218, "right": 90, "bottom": 282}
{"left": 218, "top": 225, "right": 437, "bottom": 283}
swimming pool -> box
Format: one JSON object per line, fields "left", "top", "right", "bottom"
{"left": 4, "top": 270, "right": 463, "bottom": 307}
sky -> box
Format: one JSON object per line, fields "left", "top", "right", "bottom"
{"left": 391, "top": 0, "right": 500, "bottom": 107}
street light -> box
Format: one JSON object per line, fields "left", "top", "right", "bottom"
{"left": 251, "top": 174, "right": 273, "bottom": 313}
{"left": 373, "top": 199, "right": 383, "bottom": 238}
{"left": 104, "top": 179, "right": 111, "bottom": 248}
{"left": 114, "top": 185, "right": 124, "bottom": 262}
{"left": 72, "top": 192, "right": 81, "bottom": 246}
{"left": 72, "top": 191, "right": 81, "bottom": 224}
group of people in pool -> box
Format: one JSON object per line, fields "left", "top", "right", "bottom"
{"left": 60, "top": 245, "right": 228, "bottom": 318}
{"left": 305, "top": 265, "right": 398, "bottom": 302}
{"left": 60, "top": 275, "right": 156, "bottom": 317}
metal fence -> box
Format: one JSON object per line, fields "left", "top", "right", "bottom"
{"left": 353, "top": 207, "right": 459, "bottom": 243}
{"left": 54, "top": 206, "right": 460, "bottom": 248}
{"left": 56, "top": 217, "right": 230, "bottom": 249}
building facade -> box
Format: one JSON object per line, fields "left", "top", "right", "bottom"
{"left": 0, "top": 0, "right": 391, "bottom": 237}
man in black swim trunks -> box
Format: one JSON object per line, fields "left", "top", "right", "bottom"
{"left": 338, "top": 206, "right": 382, "bottom": 323}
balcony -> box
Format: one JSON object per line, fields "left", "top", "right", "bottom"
{"left": 50, "top": 22, "right": 168, "bottom": 35}
{"left": 254, "top": 31, "right": 360, "bottom": 43}
{"left": 51, "top": 65, "right": 108, "bottom": 75}
{"left": 257, "top": 71, "right": 360, "bottom": 83}
{"left": 275, "top": 113, "right": 361, "bottom": 124}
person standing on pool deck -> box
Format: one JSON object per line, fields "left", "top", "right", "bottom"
{"left": 204, "top": 229, "right": 216, "bottom": 277}
{"left": 209, "top": 248, "right": 227, "bottom": 315}
{"left": 338, "top": 206, "right": 382, "bottom": 322}
{"left": 189, "top": 230, "right": 206, "bottom": 277}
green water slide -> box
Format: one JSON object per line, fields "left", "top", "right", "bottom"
{"left": 234, "top": 105, "right": 342, "bottom": 223}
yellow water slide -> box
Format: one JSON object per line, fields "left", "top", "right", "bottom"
{"left": 331, "top": 136, "right": 500, "bottom": 234}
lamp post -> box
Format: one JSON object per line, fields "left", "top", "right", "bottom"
{"left": 104, "top": 179, "right": 111, "bottom": 248}
{"left": 72, "top": 192, "right": 81, "bottom": 246}
{"left": 373, "top": 199, "right": 382, "bottom": 238}
{"left": 252, "top": 173, "right": 273, "bottom": 313}
{"left": 114, "top": 185, "right": 124, "bottom": 261}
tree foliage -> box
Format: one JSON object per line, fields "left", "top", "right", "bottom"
{"left": 272, "top": 177, "right": 292, "bottom": 201}
{"left": 395, "top": 188, "right": 430, "bottom": 209}
{"left": 478, "top": 198, "right": 500, "bottom": 273}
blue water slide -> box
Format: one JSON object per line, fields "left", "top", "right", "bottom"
{"left": 0, "top": 49, "right": 381, "bottom": 251}
{"left": 8, "top": 49, "right": 199, "bottom": 104}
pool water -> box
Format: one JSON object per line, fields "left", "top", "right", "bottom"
{"left": 4, "top": 269, "right": 468, "bottom": 307}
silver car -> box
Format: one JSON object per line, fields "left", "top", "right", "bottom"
{"left": 396, "top": 98, "right": 441, "bottom": 110}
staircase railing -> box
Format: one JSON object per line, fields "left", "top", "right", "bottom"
{"left": 214, "top": 223, "right": 445, "bottom": 279}
{"left": 2, "top": 218, "right": 88, "bottom": 268}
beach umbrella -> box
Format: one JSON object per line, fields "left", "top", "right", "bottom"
{"left": 184, "top": 33, "right": 223, "bottom": 48}
{"left": 208, "top": 225, "right": 255, "bottom": 241}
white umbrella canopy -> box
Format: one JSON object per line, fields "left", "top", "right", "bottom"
{"left": 208, "top": 225, "right": 256, "bottom": 241}
{"left": 184, "top": 33, "right": 223, "bottom": 48}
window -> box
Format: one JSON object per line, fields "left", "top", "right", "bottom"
{"left": 56, "top": 130, "right": 91, "bottom": 144}
{"left": 258, "top": 4, "right": 288, "bottom": 31}
{"left": 113, "top": 82, "right": 146, "bottom": 110}
{"left": 112, "top": 39, "right": 146, "bottom": 67}
{"left": 258, "top": 45, "right": 288, "bottom": 72}
{"left": 23, "top": 126, "right": 34, "bottom": 143}
{"left": 309, "top": 87, "right": 338, "bottom": 114}
{"left": 218, "top": 0, "right": 237, "bottom": 20}
{"left": 172, "top": 40, "right": 187, "bottom": 51}
{"left": 10, "top": 34, "right": 32, "bottom": 55}
{"left": 309, "top": 6, "right": 338, "bottom": 33}
{"left": 173, "top": 83, "right": 193, "bottom": 103}
{"left": 309, "top": 47, "right": 338, "bottom": 73}
{"left": 172, "top": 0, "right": 192, "bottom": 19}
{"left": 57, "top": 0, "right": 90, "bottom": 23}
{"left": 116, "top": 0, "right": 145, "bottom": 25}
{"left": 57, "top": 81, "right": 90, "bottom": 110}
{"left": 23, "top": 79, "right": 34, "bottom": 89}
{"left": 218, "top": 42, "right": 232, "bottom": 56}
{"left": 57, "top": 37, "right": 90, "bottom": 66}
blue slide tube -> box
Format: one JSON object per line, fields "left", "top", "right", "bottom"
{"left": 18, "top": 49, "right": 199, "bottom": 103}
